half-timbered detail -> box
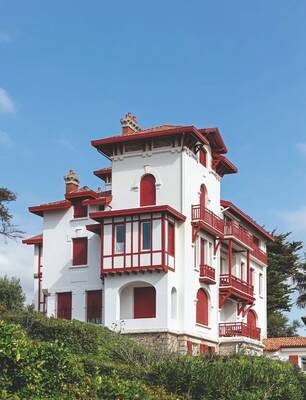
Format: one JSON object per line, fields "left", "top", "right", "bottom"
{"left": 24, "top": 113, "right": 273, "bottom": 355}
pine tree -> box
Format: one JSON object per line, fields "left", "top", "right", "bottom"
{"left": 0, "top": 188, "right": 23, "bottom": 239}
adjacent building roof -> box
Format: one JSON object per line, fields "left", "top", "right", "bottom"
{"left": 93, "top": 167, "right": 112, "bottom": 181}
{"left": 264, "top": 337, "right": 306, "bottom": 352}
{"left": 221, "top": 200, "right": 274, "bottom": 241}
{"left": 22, "top": 234, "right": 43, "bottom": 245}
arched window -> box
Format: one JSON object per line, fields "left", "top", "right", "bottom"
{"left": 196, "top": 289, "right": 208, "bottom": 325}
{"left": 200, "top": 185, "right": 207, "bottom": 209}
{"left": 171, "top": 287, "right": 177, "bottom": 319}
{"left": 140, "top": 174, "right": 156, "bottom": 206}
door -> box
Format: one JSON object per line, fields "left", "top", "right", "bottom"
{"left": 57, "top": 292, "right": 72, "bottom": 320}
{"left": 87, "top": 290, "right": 102, "bottom": 324}
{"left": 134, "top": 286, "right": 156, "bottom": 318}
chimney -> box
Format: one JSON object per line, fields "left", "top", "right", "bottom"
{"left": 64, "top": 170, "right": 79, "bottom": 194}
{"left": 120, "top": 112, "right": 141, "bottom": 136}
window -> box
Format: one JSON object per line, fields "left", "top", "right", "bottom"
{"left": 134, "top": 286, "right": 156, "bottom": 318}
{"left": 72, "top": 237, "right": 88, "bottom": 266}
{"left": 250, "top": 268, "right": 255, "bottom": 290}
{"left": 57, "top": 292, "right": 72, "bottom": 320}
{"left": 171, "top": 287, "right": 177, "bottom": 319}
{"left": 200, "top": 238, "right": 205, "bottom": 266}
{"left": 196, "top": 289, "right": 208, "bottom": 326}
{"left": 240, "top": 262, "right": 246, "bottom": 281}
{"left": 141, "top": 221, "right": 151, "bottom": 251}
{"left": 259, "top": 273, "right": 263, "bottom": 296}
{"left": 168, "top": 222, "right": 175, "bottom": 256}
{"left": 199, "top": 148, "right": 207, "bottom": 167}
{"left": 73, "top": 200, "right": 87, "bottom": 218}
{"left": 252, "top": 235, "right": 260, "bottom": 247}
{"left": 115, "top": 224, "right": 125, "bottom": 253}
{"left": 140, "top": 174, "right": 156, "bottom": 206}
{"left": 200, "top": 185, "right": 207, "bottom": 208}
{"left": 87, "top": 290, "right": 102, "bottom": 324}
{"left": 208, "top": 242, "right": 213, "bottom": 266}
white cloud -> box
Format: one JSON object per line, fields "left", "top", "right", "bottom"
{"left": 56, "top": 137, "right": 76, "bottom": 151}
{"left": 0, "top": 88, "right": 16, "bottom": 113}
{"left": 0, "top": 130, "right": 13, "bottom": 147}
{"left": 278, "top": 206, "right": 306, "bottom": 234}
{"left": 297, "top": 142, "right": 306, "bottom": 155}
{"left": 0, "top": 32, "right": 12, "bottom": 44}
{"left": 0, "top": 238, "right": 34, "bottom": 304}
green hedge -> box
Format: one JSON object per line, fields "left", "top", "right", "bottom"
{"left": 1, "top": 311, "right": 306, "bottom": 400}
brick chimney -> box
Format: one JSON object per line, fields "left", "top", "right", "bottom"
{"left": 120, "top": 112, "right": 141, "bottom": 135}
{"left": 64, "top": 170, "right": 79, "bottom": 194}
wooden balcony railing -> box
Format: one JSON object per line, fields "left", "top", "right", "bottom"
{"left": 199, "top": 264, "right": 216, "bottom": 283}
{"left": 250, "top": 245, "right": 267, "bottom": 264}
{"left": 224, "top": 222, "right": 253, "bottom": 247}
{"left": 220, "top": 274, "right": 253, "bottom": 296}
{"left": 191, "top": 205, "right": 224, "bottom": 235}
{"left": 219, "top": 322, "right": 261, "bottom": 341}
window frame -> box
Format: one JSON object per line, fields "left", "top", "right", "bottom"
{"left": 114, "top": 224, "right": 125, "bottom": 254}
{"left": 141, "top": 221, "right": 152, "bottom": 251}
{"left": 168, "top": 222, "right": 175, "bottom": 257}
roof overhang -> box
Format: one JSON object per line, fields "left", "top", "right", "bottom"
{"left": 83, "top": 196, "right": 112, "bottom": 206}
{"left": 90, "top": 205, "right": 186, "bottom": 222}
{"left": 93, "top": 167, "right": 112, "bottom": 181}
{"left": 221, "top": 200, "right": 274, "bottom": 241}
{"left": 199, "top": 128, "right": 228, "bottom": 154}
{"left": 22, "top": 234, "right": 43, "bottom": 245}
{"left": 29, "top": 200, "right": 71, "bottom": 217}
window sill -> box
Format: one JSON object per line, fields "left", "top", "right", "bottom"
{"left": 196, "top": 323, "right": 210, "bottom": 329}
{"left": 70, "top": 217, "right": 88, "bottom": 222}
{"left": 70, "top": 265, "right": 88, "bottom": 269}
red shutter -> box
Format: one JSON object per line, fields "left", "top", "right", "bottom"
{"left": 57, "top": 292, "right": 72, "bottom": 320}
{"left": 199, "top": 149, "right": 207, "bottom": 167}
{"left": 140, "top": 174, "right": 156, "bottom": 206}
{"left": 200, "top": 238, "right": 205, "bottom": 265}
{"left": 87, "top": 290, "right": 102, "bottom": 323}
{"left": 73, "top": 201, "right": 88, "bottom": 218}
{"left": 134, "top": 287, "right": 156, "bottom": 318}
{"left": 187, "top": 340, "right": 193, "bottom": 355}
{"left": 200, "top": 344, "right": 208, "bottom": 354}
{"left": 289, "top": 355, "right": 299, "bottom": 365}
{"left": 200, "top": 185, "right": 206, "bottom": 208}
{"left": 196, "top": 289, "right": 208, "bottom": 325}
{"left": 209, "top": 346, "right": 216, "bottom": 353}
{"left": 168, "top": 222, "right": 175, "bottom": 256}
{"left": 72, "top": 237, "right": 88, "bottom": 266}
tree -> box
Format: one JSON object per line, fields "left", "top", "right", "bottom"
{"left": 0, "top": 275, "right": 25, "bottom": 311}
{"left": 295, "top": 254, "right": 306, "bottom": 308}
{"left": 0, "top": 187, "right": 23, "bottom": 239}
{"left": 267, "top": 232, "right": 302, "bottom": 337}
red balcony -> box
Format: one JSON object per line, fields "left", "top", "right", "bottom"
{"left": 199, "top": 264, "right": 216, "bottom": 284}
{"left": 250, "top": 245, "right": 267, "bottom": 264}
{"left": 191, "top": 205, "right": 224, "bottom": 236}
{"left": 224, "top": 222, "right": 253, "bottom": 248}
{"left": 219, "top": 322, "right": 261, "bottom": 341}
{"left": 219, "top": 274, "right": 254, "bottom": 306}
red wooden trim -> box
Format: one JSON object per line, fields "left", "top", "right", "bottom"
{"left": 83, "top": 196, "right": 112, "bottom": 206}
{"left": 221, "top": 200, "right": 274, "bottom": 241}
{"left": 140, "top": 174, "right": 156, "bottom": 206}
{"left": 57, "top": 292, "right": 72, "bottom": 320}
{"left": 65, "top": 190, "right": 98, "bottom": 200}
{"left": 199, "top": 127, "right": 228, "bottom": 154}
{"left": 73, "top": 200, "right": 88, "bottom": 218}
{"left": 90, "top": 205, "right": 186, "bottom": 222}
{"left": 72, "top": 237, "right": 88, "bottom": 266}
{"left": 168, "top": 221, "right": 175, "bottom": 257}
{"left": 86, "top": 290, "right": 102, "bottom": 323}
{"left": 187, "top": 340, "right": 193, "bottom": 355}
{"left": 289, "top": 355, "right": 299, "bottom": 365}
{"left": 93, "top": 167, "right": 112, "bottom": 181}
{"left": 29, "top": 201, "right": 71, "bottom": 217}
{"left": 196, "top": 289, "right": 208, "bottom": 326}
{"left": 100, "top": 224, "right": 104, "bottom": 274}
{"left": 86, "top": 224, "right": 101, "bottom": 234}
{"left": 23, "top": 234, "right": 43, "bottom": 245}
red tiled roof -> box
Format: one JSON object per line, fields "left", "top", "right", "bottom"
{"left": 22, "top": 234, "right": 43, "bottom": 245}
{"left": 264, "top": 337, "right": 306, "bottom": 351}
{"left": 221, "top": 200, "right": 274, "bottom": 241}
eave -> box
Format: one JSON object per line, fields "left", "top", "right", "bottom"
{"left": 90, "top": 205, "right": 186, "bottom": 222}
{"left": 29, "top": 200, "right": 71, "bottom": 217}
{"left": 22, "top": 234, "right": 43, "bottom": 245}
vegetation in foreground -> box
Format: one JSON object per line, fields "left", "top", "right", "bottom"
{"left": 0, "top": 309, "right": 306, "bottom": 400}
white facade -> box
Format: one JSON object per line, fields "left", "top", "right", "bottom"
{"left": 24, "top": 115, "right": 272, "bottom": 354}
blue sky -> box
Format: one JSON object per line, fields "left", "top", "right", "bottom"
{"left": 0, "top": 1, "right": 305, "bottom": 332}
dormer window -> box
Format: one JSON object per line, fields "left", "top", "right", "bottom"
{"left": 73, "top": 200, "right": 87, "bottom": 218}
{"left": 140, "top": 174, "right": 156, "bottom": 206}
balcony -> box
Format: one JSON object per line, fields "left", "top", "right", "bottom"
{"left": 199, "top": 264, "right": 216, "bottom": 285}
{"left": 224, "top": 222, "right": 253, "bottom": 248}
{"left": 250, "top": 245, "right": 267, "bottom": 264}
{"left": 191, "top": 205, "right": 224, "bottom": 237}
{"left": 219, "top": 322, "right": 261, "bottom": 341}
{"left": 219, "top": 274, "right": 254, "bottom": 306}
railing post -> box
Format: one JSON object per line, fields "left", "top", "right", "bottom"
{"left": 228, "top": 239, "right": 232, "bottom": 281}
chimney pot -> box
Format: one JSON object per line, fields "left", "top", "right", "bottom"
{"left": 120, "top": 112, "right": 141, "bottom": 135}
{"left": 64, "top": 170, "right": 79, "bottom": 194}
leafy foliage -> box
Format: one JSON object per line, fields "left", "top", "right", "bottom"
{"left": 267, "top": 232, "right": 303, "bottom": 336}
{"left": 0, "top": 188, "right": 23, "bottom": 239}
{"left": 0, "top": 311, "right": 305, "bottom": 400}
{"left": 0, "top": 276, "right": 25, "bottom": 312}
{"left": 295, "top": 253, "right": 306, "bottom": 308}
